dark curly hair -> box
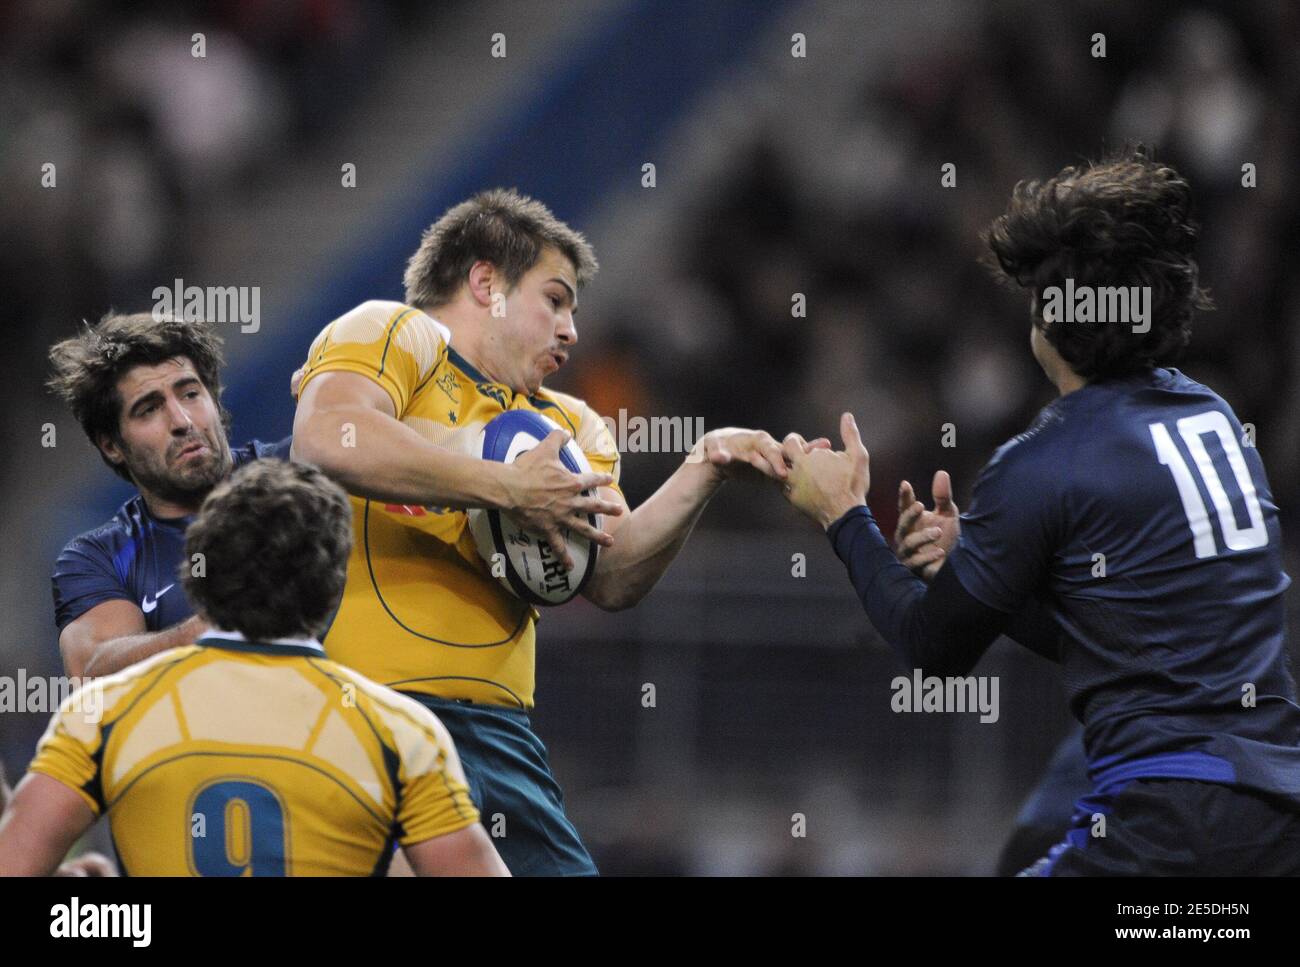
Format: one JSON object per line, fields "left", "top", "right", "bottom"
{"left": 182, "top": 460, "right": 353, "bottom": 641}
{"left": 47, "top": 312, "right": 231, "bottom": 482}
{"left": 983, "top": 149, "right": 1213, "bottom": 379}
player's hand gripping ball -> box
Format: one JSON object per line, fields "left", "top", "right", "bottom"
{"left": 467, "top": 410, "right": 601, "bottom": 605}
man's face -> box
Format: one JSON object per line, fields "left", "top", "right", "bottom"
{"left": 488, "top": 246, "right": 579, "bottom": 395}
{"left": 101, "top": 357, "right": 233, "bottom": 509}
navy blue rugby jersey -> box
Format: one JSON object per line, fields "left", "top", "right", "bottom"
{"left": 52, "top": 438, "right": 292, "bottom": 634}
{"left": 945, "top": 368, "right": 1300, "bottom": 801}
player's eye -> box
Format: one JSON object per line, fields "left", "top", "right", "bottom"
{"left": 549, "top": 295, "right": 561, "bottom": 309}
{"left": 184, "top": 390, "right": 201, "bottom": 400}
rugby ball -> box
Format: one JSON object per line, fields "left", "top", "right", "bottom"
{"left": 467, "top": 410, "right": 600, "bottom": 606}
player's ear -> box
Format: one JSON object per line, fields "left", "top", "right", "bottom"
{"left": 97, "top": 434, "right": 126, "bottom": 469}
{"left": 466, "top": 260, "right": 497, "bottom": 308}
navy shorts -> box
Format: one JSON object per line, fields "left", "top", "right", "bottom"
{"left": 1022, "top": 779, "right": 1300, "bottom": 876}
{"left": 403, "top": 694, "right": 598, "bottom": 876}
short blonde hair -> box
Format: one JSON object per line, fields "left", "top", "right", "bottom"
{"left": 403, "top": 187, "right": 598, "bottom": 309}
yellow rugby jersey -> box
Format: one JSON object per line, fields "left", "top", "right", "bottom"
{"left": 27, "top": 633, "right": 478, "bottom": 876}
{"left": 294, "top": 300, "right": 621, "bottom": 709}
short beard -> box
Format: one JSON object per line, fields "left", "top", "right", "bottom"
{"left": 123, "top": 438, "right": 234, "bottom": 512}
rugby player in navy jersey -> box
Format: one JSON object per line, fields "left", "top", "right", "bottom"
{"left": 46, "top": 312, "right": 290, "bottom": 679}
{"left": 781, "top": 151, "right": 1300, "bottom": 875}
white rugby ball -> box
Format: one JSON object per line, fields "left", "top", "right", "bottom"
{"left": 467, "top": 409, "right": 600, "bottom": 606}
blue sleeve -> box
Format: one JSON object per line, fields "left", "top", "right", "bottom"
{"left": 1003, "top": 597, "right": 1064, "bottom": 663}
{"left": 234, "top": 436, "right": 293, "bottom": 467}
{"left": 52, "top": 537, "right": 132, "bottom": 632}
{"left": 827, "top": 506, "right": 1011, "bottom": 677}
{"left": 260, "top": 435, "right": 293, "bottom": 460}
{"left": 944, "top": 440, "right": 1061, "bottom": 614}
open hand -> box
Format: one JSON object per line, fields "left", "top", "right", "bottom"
{"left": 780, "top": 413, "right": 870, "bottom": 530}
{"left": 895, "top": 470, "right": 960, "bottom": 581}
{"left": 689, "top": 428, "right": 797, "bottom": 483}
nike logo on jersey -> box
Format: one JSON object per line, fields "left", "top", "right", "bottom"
{"left": 142, "top": 584, "right": 175, "bottom": 614}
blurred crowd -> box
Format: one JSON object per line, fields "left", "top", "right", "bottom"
{"left": 569, "top": 2, "right": 1300, "bottom": 569}
{"left": 0, "top": 0, "right": 434, "bottom": 469}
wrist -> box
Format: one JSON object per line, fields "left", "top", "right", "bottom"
{"left": 481, "top": 460, "right": 515, "bottom": 511}
{"left": 820, "top": 499, "right": 867, "bottom": 532}
{"left": 684, "top": 439, "right": 727, "bottom": 490}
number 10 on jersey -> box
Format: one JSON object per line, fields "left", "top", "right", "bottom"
{"left": 1150, "top": 410, "right": 1268, "bottom": 559}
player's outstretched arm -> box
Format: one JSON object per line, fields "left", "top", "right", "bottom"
{"left": 782, "top": 414, "right": 1012, "bottom": 677}
{"left": 0, "top": 773, "right": 96, "bottom": 877}
{"left": 62, "top": 602, "right": 207, "bottom": 679}
{"left": 293, "top": 371, "right": 621, "bottom": 569}
{"left": 402, "top": 824, "right": 510, "bottom": 876}
{"left": 582, "top": 428, "right": 829, "bottom": 611}
{"left": 893, "top": 471, "right": 1062, "bottom": 663}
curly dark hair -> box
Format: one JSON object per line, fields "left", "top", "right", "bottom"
{"left": 983, "top": 149, "right": 1213, "bottom": 379}
{"left": 182, "top": 460, "right": 353, "bottom": 641}
{"left": 403, "top": 187, "right": 598, "bottom": 309}
{"left": 47, "top": 312, "right": 231, "bottom": 482}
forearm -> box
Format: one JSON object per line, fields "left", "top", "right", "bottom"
{"left": 0, "top": 819, "right": 61, "bottom": 876}
{"left": 585, "top": 458, "right": 724, "bottom": 611}
{"left": 828, "top": 506, "right": 1008, "bottom": 676}
{"left": 293, "top": 406, "right": 510, "bottom": 509}
{"left": 0, "top": 820, "right": 62, "bottom": 876}
{"left": 82, "top": 614, "right": 207, "bottom": 679}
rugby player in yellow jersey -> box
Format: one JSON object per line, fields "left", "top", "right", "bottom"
{"left": 0, "top": 461, "right": 508, "bottom": 876}
{"left": 292, "top": 188, "right": 824, "bottom": 875}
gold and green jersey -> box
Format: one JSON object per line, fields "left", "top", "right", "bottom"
{"left": 294, "top": 300, "right": 621, "bottom": 709}
{"left": 28, "top": 633, "right": 478, "bottom": 876}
